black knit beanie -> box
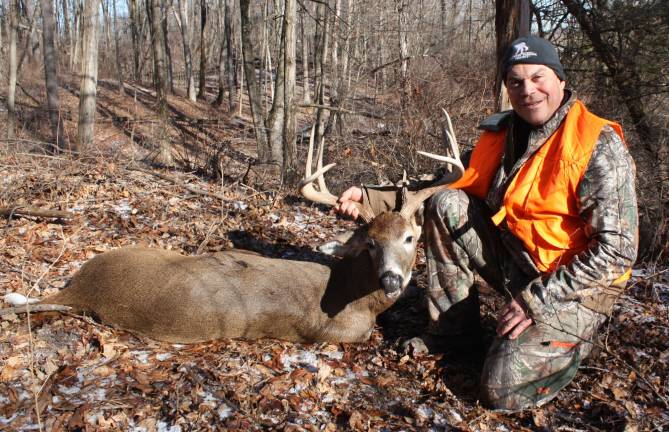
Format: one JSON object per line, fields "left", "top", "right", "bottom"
{"left": 502, "top": 36, "right": 566, "bottom": 81}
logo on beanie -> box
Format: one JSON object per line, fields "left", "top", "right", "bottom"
{"left": 510, "top": 42, "right": 537, "bottom": 61}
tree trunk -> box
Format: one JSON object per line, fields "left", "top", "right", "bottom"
{"left": 76, "top": 0, "right": 100, "bottom": 152}
{"left": 314, "top": 1, "right": 330, "bottom": 146}
{"left": 62, "top": 0, "right": 72, "bottom": 55}
{"left": 224, "top": 0, "right": 236, "bottom": 111}
{"left": 146, "top": 0, "right": 173, "bottom": 165}
{"left": 71, "top": 0, "right": 82, "bottom": 70}
{"left": 113, "top": 0, "right": 124, "bottom": 93}
{"left": 40, "top": 0, "right": 66, "bottom": 151}
{"left": 161, "top": 0, "right": 174, "bottom": 93}
{"left": 281, "top": 0, "right": 297, "bottom": 183}
{"left": 299, "top": 5, "right": 310, "bottom": 104}
{"left": 7, "top": 0, "right": 18, "bottom": 141}
{"left": 175, "top": 0, "right": 196, "bottom": 101}
{"left": 197, "top": 0, "right": 207, "bottom": 99}
{"left": 129, "top": 0, "right": 141, "bottom": 81}
{"left": 494, "top": 0, "right": 528, "bottom": 111}
{"left": 396, "top": 0, "right": 409, "bottom": 109}
{"left": 239, "top": 0, "right": 269, "bottom": 161}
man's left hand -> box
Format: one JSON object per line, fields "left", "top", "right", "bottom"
{"left": 496, "top": 297, "right": 533, "bottom": 339}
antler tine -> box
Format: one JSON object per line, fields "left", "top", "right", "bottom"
{"left": 399, "top": 110, "right": 465, "bottom": 219}
{"left": 441, "top": 108, "right": 460, "bottom": 159}
{"left": 299, "top": 125, "right": 375, "bottom": 223}
{"left": 316, "top": 136, "right": 330, "bottom": 195}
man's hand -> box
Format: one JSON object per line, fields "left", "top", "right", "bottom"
{"left": 496, "top": 297, "right": 533, "bottom": 339}
{"left": 335, "top": 186, "right": 363, "bottom": 220}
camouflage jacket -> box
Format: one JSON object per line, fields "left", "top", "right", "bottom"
{"left": 362, "top": 91, "right": 639, "bottom": 317}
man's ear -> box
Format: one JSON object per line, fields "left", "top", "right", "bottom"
{"left": 317, "top": 228, "right": 368, "bottom": 258}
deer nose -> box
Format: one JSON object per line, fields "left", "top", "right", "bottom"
{"left": 380, "top": 271, "right": 402, "bottom": 298}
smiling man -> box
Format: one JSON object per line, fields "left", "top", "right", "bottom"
{"left": 335, "top": 36, "right": 639, "bottom": 410}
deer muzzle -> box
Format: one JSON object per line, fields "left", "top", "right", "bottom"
{"left": 380, "top": 271, "right": 403, "bottom": 299}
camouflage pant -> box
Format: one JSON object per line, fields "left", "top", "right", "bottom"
{"left": 424, "top": 189, "right": 606, "bottom": 411}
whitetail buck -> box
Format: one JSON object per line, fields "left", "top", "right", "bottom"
{"left": 3, "top": 113, "right": 464, "bottom": 344}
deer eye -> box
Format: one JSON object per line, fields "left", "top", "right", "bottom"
{"left": 404, "top": 235, "right": 414, "bottom": 244}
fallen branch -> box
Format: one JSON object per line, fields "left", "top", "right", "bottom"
{"left": 0, "top": 206, "right": 72, "bottom": 219}
{"left": 126, "top": 166, "right": 233, "bottom": 202}
{"left": 0, "top": 304, "right": 72, "bottom": 317}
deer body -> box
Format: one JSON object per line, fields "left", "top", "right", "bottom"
{"left": 40, "top": 242, "right": 399, "bottom": 344}
{"left": 16, "top": 113, "right": 464, "bottom": 345}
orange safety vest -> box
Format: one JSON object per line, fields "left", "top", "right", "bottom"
{"left": 450, "top": 100, "right": 625, "bottom": 273}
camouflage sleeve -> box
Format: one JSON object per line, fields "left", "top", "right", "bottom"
{"left": 520, "top": 125, "right": 639, "bottom": 317}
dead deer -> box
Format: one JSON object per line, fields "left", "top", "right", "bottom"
{"left": 3, "top": 114, "right": 464, "bottom": 344}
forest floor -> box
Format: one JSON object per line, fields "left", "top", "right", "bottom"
{"left": 1, "top": 75, "right": 668, "bottom": 431}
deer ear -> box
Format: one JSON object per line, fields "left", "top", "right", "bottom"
{"left": 317, "top": 229, "right": 368, "bottom": 258}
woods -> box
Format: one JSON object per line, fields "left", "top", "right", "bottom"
{"left": 1, "top": 0, "right": 668, "bottom": 429}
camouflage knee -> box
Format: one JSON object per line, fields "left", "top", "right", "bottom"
{"left": 480, "top": 304, "right": 605, "bottom": 411}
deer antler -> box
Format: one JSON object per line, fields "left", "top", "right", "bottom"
{"left": 299, "top": 126, "right": 375, "bottom": 223}
{"left": 399, "top": 110, "right": 465, "bottom": 219}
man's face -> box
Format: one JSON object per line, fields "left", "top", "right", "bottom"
{"left": 506, "top": 64, "right": 566, "bottom": 126}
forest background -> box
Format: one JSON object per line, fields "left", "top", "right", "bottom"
{"left": 0, "top": 0, "right": 668, "bottom": 430}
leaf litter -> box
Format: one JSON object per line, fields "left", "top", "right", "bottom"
{"left": 0, "top": 152, "right": 667, "bottom": 431}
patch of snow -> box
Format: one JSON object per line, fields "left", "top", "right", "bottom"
{"left": 131, "top": 351, "right": 151, "bottom": 364}
{"left": 112, "top": 199, "right": 134, "bottom": 219}
{"left": 218, "top": 404, "right": 234, "bottom": 420}
{"left": 321, "top": 350, "right": 344, "bottom": 360}
{"left": 269, "top": 213, "right": 280, "bottom": 223}
{"left": 0, "top": 414, "right": 18, "bottom": 425}
{"left": 156, "top": 421, "right": 181, "bottom": 432}
{"left": 281, "top": 350, "right": 319, "bottom": 371}
{"left": 155, "top": 353, "right": 172, "bottom": 361}
{"left": 416, "top": 405, "right": 433, "bottom": 418}
{"left": 232, "top": 201, "right": 248, "bottom": 211}
{"left": 57, "top": 384, "right": 81, "bottom": 395}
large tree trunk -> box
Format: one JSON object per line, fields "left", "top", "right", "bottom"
{"left": 161, "top": 0, "right": 174, "bottom": 93}
{"left": 129, "top": 0, "right": 141, "bottom": 81}
{"left": 7, "top": 0, "right": 18, "bottom": 141}
{"left": 62, "top": 0, "right": 72, "bottom": 56}
{"left": 281, "top": 0, "right": 297, "bottom": 183}
{"left": 197, "top": 0, "right": 207, "bottom": 99}
{"left": 40, "top": 0, "right": 66, "bottom": 151}
{"left": 76, "top": 0, "right": 101, "bottom": 152}
{"left": 266, "top": 0, "right": 285, "bottom": 166}
{"left": 175, "top": 0, "right": 196, "bottom": 101}
{"left": 223, "top": 0, "right": 236, "bottom": 111}
{"left": 146, "top": 0, "right": 173, "bottom": 165}
{"left": 239, "top": 0, "right": 269, "bottom": 161}
{"left": 396, "top": 0, "right": 409, "bottom": 108}
{"left": 313, "top": 1, "right": 330, "bottom": 146}
{"left": 494, "top": 0, "right": 528, "bottom": 111}
{"left": 299, "top": 5, "right": 310, "bottom": 104}
{"left": 113, "top": 0, "right": 124, "bottom": 93}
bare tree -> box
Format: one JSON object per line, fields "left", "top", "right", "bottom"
{"left": 494, "top": 0, "right": 529, "bottom": 111}
{"left": 299, "top": 4, "right": 310, "bottom": 104}
{"left": 197, "top": 0, "right": 207, "bottom": 99}
{"left": 40, "top": 0, "right": 66, "bottom": 151}
{"left": 239, "top": 0, "right": 270, "bottom": 160}
{"left": 174, "top": 0, "right": 196, "bottom": 101}
{"left": 76, "top": 0, "right": 101, "bottom": 152}
{"left": 7, "top": 0, "right": 18, "bottom": 141}
{"left": 281, "top": 0, "right": 297, "bottom": 182}
{"left": 113, "top": 0, "right": 124, "bottom": 93}
{"left": 146, "top": 0, "right": 173, "bottom": 164}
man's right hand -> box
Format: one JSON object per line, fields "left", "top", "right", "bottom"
{"left": 335, "top": 186, "right": 363, "bottom": 220}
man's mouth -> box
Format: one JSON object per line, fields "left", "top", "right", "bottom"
{"left": 523, "top": 100, "right": 543, "bottom": 109}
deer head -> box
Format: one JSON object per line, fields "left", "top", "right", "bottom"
{"left": 299, "top": 110, "right": 464, "bottom": 299}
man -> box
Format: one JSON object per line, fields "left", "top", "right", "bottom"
{"left": 335, "top": 36, "right": 638, "bottom": 410}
